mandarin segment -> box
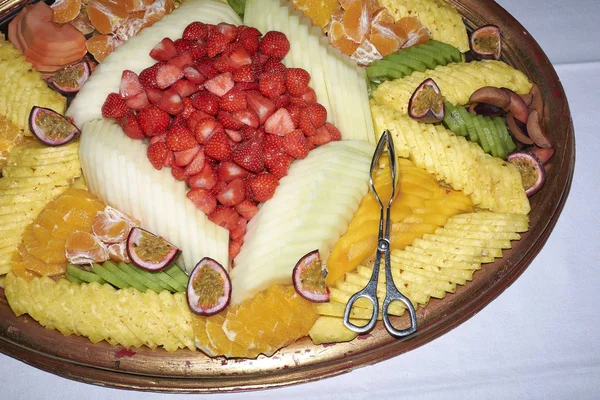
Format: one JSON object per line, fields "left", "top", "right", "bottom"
{"left": 292, "top": 0, "right": 342, "bottom": 29}
{"left": 396, "top": 16, "right": 431, "bottom": 47}
{"left": 51, "top": 0, "right": 82, "bottom": 24}
{"left": 65, "top": 231, "right": 110, "bottom": 264}
{"left": 342, "top": 0, "right": 371, "bottom": 43}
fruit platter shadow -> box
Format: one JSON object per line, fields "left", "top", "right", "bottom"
{"left": 0, "top": 0, "right": 575, "bottom": 393}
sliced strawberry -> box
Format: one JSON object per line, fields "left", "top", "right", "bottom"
{"left": 139, "top": 63, "right": 161, "bottom": 89}
{"left": 219, "top": 89, "right": 247, "bottom": 113}
{"left": 164, "top": 150, "right": 175, "bottom": 167}
{"left": 289, "top": 96, "right": 308, "bottom": 108}
{"left": 171, "top": 114, "right": 188, "bottom": 128}
{"left": 146, "top": 87, "right": 163, "bottom": 105}
{"left": 235, "top": 199, "right": 259, "bottom": 220}
{"left": 209, "top": 206, "right": 241, "bottom": 231}
{"left": 258, "top": 71, "right": 286, "bottom": 98}
{"left": 263, "top": 133, "right": 285, "bottom": 166}
{"left": 225, "top": 129, "right": 243, "bottom": 143}
{"left": 191, "top": 91, "right": 219, "bottom": 115}
{"left": 188, "top": 163, "right": 217, "bottom": 190}
{"left": 156, "top": 64, "right": 184, "bottom": 89}
{"left": 190, "top": 42, "right": 208, "bottom": 60}
{"left": 310, "top": 125, "right": 333, "bottom": 146}
{"left": 213, "top": 55, "right": 234, "bottom": 73}
{"left": 247, "top": 173, "right": 279, "bottom": 202}
{"left": 187, "top": 109, "right": 211, "bottom": 130}
{"left": 184, "top": 148, "right": 206, "bottom": 176}
{"left": 235, "top": 82, "right": 260, "bottom": 91}
{"left": 119, "top": 70, "right": 144, "bottom": 99}
{"left": 325, "top": 122, "right": 341, "bottom": 141}
{"left": 264, "top": 108, "right": 295, "bottom": 136}
{"left": 147, "top": 141, "right": 170, "bottom": 170}
{"left": 195, "top": 59, "right": 219, "bottom": 79}
{"left": 183, "top": 65, "right": 207, "bottom": 84}
{"left": 218, "top": 160, "right": 248, "bottom": 182}
{"left": 298, "top": 111, "right": 316, "bottom": 136}
{"left": 181, "top": 97, "right": 195, "bottom": 119}
{"left": 232, "top": 109, "right": 259, "bottom": 128}
{"left": 168, "top": 51, "right": 195, "bottom": 69}
{"left": 174, "top": 145, "right": 200, "bottom": 167}
{"left": 187, "top": 188, "right": 217, "bottom": 215}
{"left": 149, "top": 132, "right": 167, "bottom": 144}
{"left": 215, "top": 22, "right": 238, "bottom": 42}
{"left": 172, "top": 165, "right": 186, "bottom": 181}
{"left": 239, "top": 33, "right": 260, "bottom": 54}
{"left": 231, "top": 137, "right": 264, "bottom": 173}
{"left": 157, "top": 88, "right": 184, "bottom": 115}
{"left": 137, "top": 105, "right": 171, "bottom": 136}
{"left": 272, "top": 93, "right": 290, "bottom": 109}
{"left": 166, "top": 126, "right": 197, "bottom": 151}
{"left": 246, "top": 91, "right": 276, "bottom": 124}
{"left": 239, "top": 125, "right": 258, "bottom": 141}
{"left": 232, "top": 64, "right": 255, "bottom": 82}
{"left": 194, "top": 117, "right": 222, "bottom": 144}
{"left": 218, "top": 110, "right": 244, "bottom": 130}
{"left": 229, "top": 237, "right": 243, "bottom": 259}
{"left": 101, "top": 93, "right": 129, "bottom": 119}
{"left": 183, "top": 21, "right": 208, "bottom": 41}
{"left": 204, "top": 129, "right": 231, "bottom": 161}
{"left": 150, "top": 38, "right": 177, "bottom": 61}
{"left": 259, "top": 31, "right": 290, "bottom": 60}
{"left": 301, "top": 87, "right": 317, "bottom": 104}
{"left": 125, "top": 90, "right": 149, "bottom": 110}
{"left": 267, "top": 153, "right": 294, "bottom": 178}
{"left": 262, "top": 58, "right": 286, "bottom": 75}
{"left": 304, "top": 103, "right": 327, "bottom": 127}
{"left": 287, "top": 105, "right": 302, "bottom": 126}
{"left": 216, "top": 178, "right": 245, "bottom": 207}
{"left": 286, "top": 68, "right": 311, "bottom": 96}
{"left": 204, "top": 72, "right": 234, "bottom": 97}
{"left": 211, "top": 180, "right": 228, "bottom": 196}
{"left": 282, "top": 129, "right": 310, "bottom": 159}
{"left": 120, "top": 110, "right": 145, "bottom": 140}
{"left": 227, "top": 46, "right": 252, "bottom": 68}
{"left": 172, "top": 79, "right": 198, "bottom": 98}
{"left": 207, "top": 31, "right": 229, "bottom": 58}
{"left": 230, "top": 217, "right": 247, "bottom": 240}
{"left": 174, "top": 38, "right": 195, "bottom": 55}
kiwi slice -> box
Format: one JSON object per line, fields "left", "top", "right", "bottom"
{"left": 119, "top": 262, "right": 165, "bottom": 293}
{"left": 473, "top": 115, "right": 491, "bottom": 153}
{"left": 427, "top": 40, "right": 462, "bottom": 62}
{"left": 386, "top": 52, "right": 428, "bottom": 72}
{"left": 134, "top": 267, "right": 178, "bottom": 292}
{"left": 493, "top": 116, "right": 517, "bottom": 154}
{"left": 103, "top": 260, "right": 148, "bottom": 292}
{"left": 164, "top": 264, "right": 189, "bottom": 289}
{"left": 91, "top": 263, "right": 130, "bottom": 289}
{"left": 457, "top": 106, "right": 479, "bottom": 143}
{"left": 413, "top": 43, "right": 448, "bottom": 66}
{"left": 66, "top": 272, "right": 84, "bottom": 284}
{"left": 403, "top": 46, "right": 438, "bottom": 70}
{"left": 66, "top": 263, "right": 106, "bottom": 284}
{"left": 367, "top": 59, "right": 412, "bottom": 82}
{"left": 151, "top": 268, "right": 186, "bottom": 292}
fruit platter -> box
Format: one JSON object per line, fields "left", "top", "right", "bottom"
{"left": 0, "top": 0, "right": 574, "bottom": 392}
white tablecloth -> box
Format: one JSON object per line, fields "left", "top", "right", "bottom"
{"left": 2, "top": 0, "right": 599, "bottom": 398}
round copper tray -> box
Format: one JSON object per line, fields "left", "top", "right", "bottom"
{"left": 0, "top": 0, "right": 575, "bottom": 393}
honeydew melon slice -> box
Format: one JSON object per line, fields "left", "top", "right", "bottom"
{"left": 67, "top": 0, "right": 241, "bottom": 128}
{"left": 79, "top": 119, "right": 229, "bottom": 273}
{"left": 230, "top": 140, "right": 375, "bottom": 305}
{"left": 244, "top": 0, "right": 375, "bottom": 144}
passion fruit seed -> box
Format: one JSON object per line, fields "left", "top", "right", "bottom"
{"left": 29, "top": 106, "right": 80, "bottom": 146}
{"left": 470, "top": 25, "right": 501, "bottom": 60}
{"left": 507, "top": 151, "right": 546, "bottom": 196}
{"left": 48, "top": 61, "right": 90, "bottom": 94}
{"left": 187, "top": 257, "right": 231, "bottom": 316}
{"left": 408, "top": 78, "right": 445, "bottom": 123}
{"left": 292, "top": 250, "right": 329, "bottom": 303}
{"left": 126, "top": 227, "right": 179, "bottom": 271}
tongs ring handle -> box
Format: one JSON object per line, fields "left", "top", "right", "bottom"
{"left": 343, "top": 284, "right": 379, "bottom": 334}
{"left": 381, "top": 280, "right": 418, "bottom": 337}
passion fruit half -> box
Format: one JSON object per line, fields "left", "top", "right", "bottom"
{"left": 292, "top": 250, "right": 329, "bottom": 303}
{"left": 126, "top": 227, "right": 180, "bottom": 271}
{"left": 29, "top": 106, "right": 80, "bottom": 146}
{"left": 470, "top": 25, "right": 501, "bottom": 60}
{"left": 408, "top": 78, "right": 445, "bottom": 123}
{"left": 187, "top": 257, "right": 231, "bottom": 316}
{"left": 47, "top": 61, "right": 91, "bottom": 94}
{"left": 507, "top": 150, "right": 546, "bottom": 196}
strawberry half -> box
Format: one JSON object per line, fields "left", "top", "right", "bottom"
{"left": 231, "top": 137, "right": 264, "bottom": 173}
{"left": 247, "top": 173, "right": 279, "bottom": 202}
{"left": 183, "top": 21, "right": 209, "bottom": 41}
{"left": 259, "top": 31, "right": 290, "bottom": 60}
{"left": 101, "top": 93, "right": 129, "bottom": 119}
{"left": 216, "top": 178, "right": 245, "bottom": 207}
{"left": 166, "top": 126, "right": 197, "bottom": 151}
{"left": 137, "top": 105, "right": 171, "bottom": 136}
{"left": 204, "top": 72, "right": 235, "bottom": 97}
{"left": 156, "top": 64, "right": 184, "bottom": 89}
{"left": 264, "top": 108, "right": 295, "bottom": 136}
{"left": 150, "top": 38, "right": 177, "bottom": 61}
{"left": 188, "top": 163, "right": 217, "bottom": 190}
{"left": 120, "top": 110, "right": 145, "bottom": 140}
{"left": 147, "top": 141, "right": 170, "bottom": 170}
{"left": 246, "top": 91, "right": 275, "bottom": 124}
{"left": 218, "top": 160, "right": 249, "bottom": 182}
{"left": 119, "top": 70, "right": 144, "bottom": 99}
{"left": 204, "top": 129, "right": 231, "bottom": 161}
{"left": 187, "top": 188, "right": 217, "bottom": 215}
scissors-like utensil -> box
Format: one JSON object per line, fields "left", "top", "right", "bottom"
{"left": 343, "top": 130, "right": 417, "bottom": 338}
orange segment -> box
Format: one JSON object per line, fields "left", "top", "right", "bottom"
{"left": 86, "top": 34, "right": 122, "bottom": 62}
{"left": 87, "top": 0, "right": 128, "bottom": 34}
{"left": 69, "top": 6, "right": 96, "bottom": 35}
{"left": 369, "top": 8, "right": 406, "bottom": 56}
{"left": 292, "top": 0, "right": 341, "bottom": 29}
{"left": 107, "top": 242, "right": 130, "bottom": 263}
{"left": 342, "top": 0, "right": 371, "bottom": 43}
{"left": 328, "top": 16, "right": 359, "bottom": 55}
{"left": 143, "top": 0, "right": 175, "bottom": 27}
{"left": 92, "top": 206, "right": 139, "bottom": 244}
{"left": 351, "top": 39, "right": 382, "bottom": 65}
{"left": 65, "top": 231, "right": 109, "bottom": 264}
{"left": 395, "top": 16, "right": 430, "bottom": 48}
{"left": 51, "top": 0, "right": 82, "bottom": 24}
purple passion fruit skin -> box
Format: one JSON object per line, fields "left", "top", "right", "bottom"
{"left": 187, "top": 257, "right": 231, "bottom": 316}
{"left": 408, "top": 78, "right": 445, "bottom": 124}
{"left": 470, "top": 25, "right": 501, "bottom": 60}
{"left": 126, "top": 227, "right": 180, "bottom": 271}
{"left": 29, "top": 106, "right": 80, "bottom": 146}
{"left": 48, "top": 61, "right": 91, "bottom": 94}
{"left": 507, "top": 151, "right": 546, "bottom": 196}
{"left": 292, "top": 250, "right": 329, "bottom": 303}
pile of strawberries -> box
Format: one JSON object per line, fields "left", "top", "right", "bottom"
{"left": 100, "top": 21, "right": 341, "bottom": 259}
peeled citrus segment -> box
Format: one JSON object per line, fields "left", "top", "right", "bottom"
{"left": 328, "top": 16, "right": 360, "bottom": 55}
{"left": 342, "top": 0, "right": 371, "bottom": 43}
{"left": 65, "top": 231, "right": 110, "bottom": 265}
{"left": 292, "top": 0, "right": 341, "bottom": 29}
{"left": 87, "top": 34, "right": 123, "bottom": 62}
{"left": 369, "top": 8, "right": 406, "bottom": 56}
{"left": 87, "top": 0, "right": 128, "bottom": 34}
{"left": 92, "top": 206, "right": 139, "bottom": 244}
{"left": 351, "top": 38, "right": 382, "bottom": 65}
{"left": 396, "top": 16, "right": 431, "bottom": 48}
{"left": 51, "top": 0, "right": 82, "bottom": 24}
{"left": 108, "top": 241, "right": 131, "bottom": 263}
{"left": 69, "top": 6, "right": 96, "bottom": 35}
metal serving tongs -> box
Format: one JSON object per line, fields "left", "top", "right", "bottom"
{"left": 343, "top": 130, "right": 417, "bottom": 338}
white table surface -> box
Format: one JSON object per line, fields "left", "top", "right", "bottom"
{"left": 2, "top": 0, "right": 600, "bottom": 398}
